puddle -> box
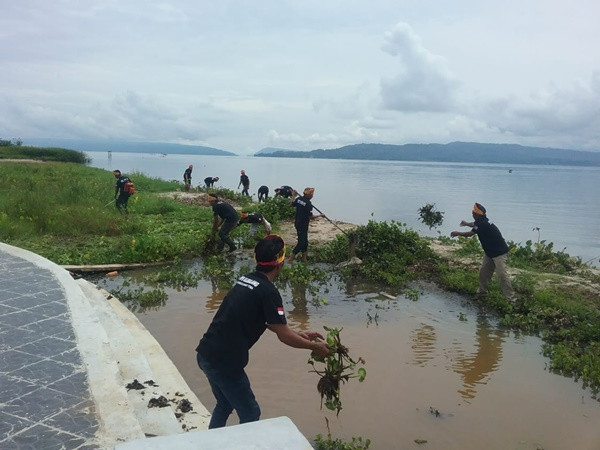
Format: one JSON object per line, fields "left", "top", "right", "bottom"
{"left": 91, "top": 262, "right": 600, "bottom": 449}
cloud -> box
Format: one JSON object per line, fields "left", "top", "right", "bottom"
{"left": 477, "top": 73, "right": 600, "bottom": 148}
{"left": 380, "top": 23, "right": 460, "bottom": 113}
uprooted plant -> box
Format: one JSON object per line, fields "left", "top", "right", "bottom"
{"left": 308, "top": 326, "right": 367, "bottom": 416}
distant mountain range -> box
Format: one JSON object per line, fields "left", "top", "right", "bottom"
{"left": 25, "top": 138, "right": 236, "bottom": 156}
{"left": 254, "top": 147, "right": 302, "bottom": 155}
{"left": 256, "top": 142, "right": 600, "bottom": 166}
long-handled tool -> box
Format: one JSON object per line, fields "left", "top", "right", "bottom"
{"left": 312, "top": 204, "right": 359, "bottom": 259}
{"left": 104, "top": 199, "right": 116, "bottom": 207}
{"left": 311, "top": 204, "right": 351, "bottom": 237}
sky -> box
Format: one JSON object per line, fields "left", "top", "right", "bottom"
{"left": 2, "top": 1, "right": 600, "bottom": 155}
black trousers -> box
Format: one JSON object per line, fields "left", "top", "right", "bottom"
{"left": 116, "top": 193, "right": 130, "bottom": 213}
{"left": 293, "top": 223, "right": 309, "bottom": 254}
{"left": 217, "top": 220, "right": 237, "bottom": 251}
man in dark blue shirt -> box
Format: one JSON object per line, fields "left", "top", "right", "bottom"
{"left": 450, "top": 203, "right": 515, "bottom": 302}
{"left": 257, "top": 185, "right": 269, "bottom": 202}
{"left": 204, "top": 176, "right": 219, "bottom": 188}
{"left": 208, "top": 194, "right": 239, "bottom": 253}
{"left": 287, "top": 187, "right": 324, "bottom": 263}
{"left": 196, "top": 235, "right": 330, "bottom": 428}
{"left": 112, "top": 169, "right": 132, "bottom": 214}
{"left": 183, "top": 164, "right": 193, "bottom": 192}
{"left": 238, "top": 170, "right": 250, "bottom": 196}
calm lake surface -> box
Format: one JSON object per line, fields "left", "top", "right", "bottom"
{"left": 87, "top": 151, "right": 600, "bottom": 265}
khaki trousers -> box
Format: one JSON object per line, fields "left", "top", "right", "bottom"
{"left": 478, "top": 253, "right": 514, "bottom": 301}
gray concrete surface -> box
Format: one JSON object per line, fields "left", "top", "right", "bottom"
{"left": 0, "top": 244, "right": 100, "bottom": 448}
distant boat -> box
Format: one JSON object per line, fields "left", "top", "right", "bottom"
{"left": 161, "top": 153, "right": 167, "bottom": 157}
{"left": 509, "top": 169, "right": 513, "bottom": 173}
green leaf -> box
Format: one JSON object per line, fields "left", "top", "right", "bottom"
{"left": 358, "top": 367, "right": 367, "bottom": 382}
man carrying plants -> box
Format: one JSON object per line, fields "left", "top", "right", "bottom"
{"left": 450, "top": 202, "right": 515, "bottom": 302}
{"left": 288, "top": 187, "right": 324, "bottom": 264}
{"left": 196, "top": 234, "right": 330, "bottom": 428}
{"left": 208, "top": 194, "right": 239, "bottom": 253}
{"left": 112, "top": 169, "right": 133, "bottom": 214}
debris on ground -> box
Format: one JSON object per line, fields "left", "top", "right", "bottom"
{"left": 148, "top": 396, "right": 170, "bottom": 408}
{"left": 125, "top": 379, "right": 145, "bottom": 390}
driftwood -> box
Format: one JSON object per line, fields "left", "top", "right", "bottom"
{"left": 62, "top": 261, "right": 172, "bottom": 274}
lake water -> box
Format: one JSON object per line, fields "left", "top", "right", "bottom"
{"left": 87, "top": 151, "right": 600, "bottom": 265}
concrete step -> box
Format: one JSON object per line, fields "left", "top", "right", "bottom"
{"left": 59, "top": 271, "right": 145, "bottom": 447}
{"left": 77, "top": 280, "right": 210, "bottom": 436}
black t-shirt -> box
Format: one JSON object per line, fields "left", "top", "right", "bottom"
{"left": 278, "top": 186, "right": 293, "bottom": 198}
{"left": 204, "top": 177, "right": 215, "bottom": 185}
{"left": 196, "top": 271, "right": 287, "bottom": 374}
{"left": 212, "top": 201, "right": 239, "bottom": 222}
{"left": 184, "top": 168, "right": 192, "bottom": 181}
{"left": 292, "top": 195, "right": 313, "bottom": 227}
{"left": 115, "top": 176, "right": 131, "bottom": 195}
{"left": 472, "top": 217, "right": 509, "bottom": 258}
{"left": 258, "top": 185, "right": 269, "bottom": 194}
{"left": 240, "top": 174, "right": 250, "bottom": 187}
{"left": 239, "top": 212, "right": 263, "bottom": 225}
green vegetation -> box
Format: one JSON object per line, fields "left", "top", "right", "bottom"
{"left": 314, "top": 434, "right": 371, "bottom": 450}
{"left": 309, "top": 326, "right": 367, "bottom": 416}
{"left": 0, "top": 144, "right": 90, "bottom": 164}
{"left": 418, "top": 203, "right": 444, "bottom": 229}
{"left": 0, "top": 161, "right": 215, "bottom": 264}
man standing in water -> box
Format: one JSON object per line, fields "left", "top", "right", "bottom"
{"left": 183, "top": 164, "right": 193, "bottom": 192}
{"left": 208, "top": 194, "right": 239, "bottom": 253}
{"left": 288, "top": 187, "right": 324, "bottom": 264}
{"left": 238, "top": 170, "right": 250, "bottom": 196}
{"left": 196, "top": 235, "right": 330, "bottom": 428}
{"left": 450, "top": 203, "right": 515, "bottom": 302}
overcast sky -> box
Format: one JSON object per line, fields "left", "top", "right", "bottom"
{"left": 2, "top": 1, "right": 599, "bottom": 154}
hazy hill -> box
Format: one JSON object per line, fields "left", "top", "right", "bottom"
{"left": 254, "top": 147, "right": 300, "bottom": 155}
{"left": 25, "top": 138, "right": 236, "bottom": 156}
{"left": 256, "top": 142, "right": 600, "bottom": 166}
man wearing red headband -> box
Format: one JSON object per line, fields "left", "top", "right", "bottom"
{"left": 450, "top": 203, "right": 515, "bottom": 302}
{"left": 196, "top": 235, "right": 330, "bottom": 428}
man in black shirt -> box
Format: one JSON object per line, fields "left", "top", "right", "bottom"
{"left": 450, "top": 203, "right": 515, "bottom": 302}
{"left": 196, "top": 235, "right": 330, "bottom": 428}
{"left": 274, "top": 185, "right": 293, "bottom": 198}
{"left": 238, "top": 170, "right": 250, "bottom": 196}
{"left": 237, "top": 212, "right": 272, "bottom": 237}
{"left": 183, "top": 164, "right": 193, "bottom": 192}
{"left": 112, "top": 169, "right": 132, "bottom": 214}
{"left": 287, "top": 187, "right": 324, "bottom": 263}
{"left": 204, "top": 176, "right": 219, "bottom": 188}
{"left": 257, "top": 185, "right": 269, "bottom": 202}
{"left": 208, "top": 194, "right": 239, "bottom": 253}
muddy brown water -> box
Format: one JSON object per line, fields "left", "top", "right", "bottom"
{"left": 93, "top": 259, "right": 600, "bottom": 450}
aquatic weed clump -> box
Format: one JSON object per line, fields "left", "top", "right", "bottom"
{"left": 308, "top": 326, "right": 366, "bottom": 416}
{"left": 318, "top": 219, "right": 438, "bottom": 287}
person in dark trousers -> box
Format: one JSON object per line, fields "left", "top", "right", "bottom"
{"left": 208, "top": 194, "right": 239, "bottom": 253}
{"left": 196, "top": 234, "right": 330, "bottom": 429}
{"left": 257, "top": 185, "right": 269, "bottom": 202}
{"left": 287, "top": 187, "right": 324, "bottom": 263}
{"left": 274, "top": 185, "right": 293, "bottom": 198}
{"left": 204, "top": 176, "right": 219, "bottom": 188}
{"left": 183, "top": 164, "right": 193, "bottom": 192}
{"left": 450, "top": 203, "right": 515, "bottom": 302}
{"left": 113, "top": 169, "right": 132, "bottom": 214}
{"left": 237, "top": 212, "right": 272, "bottom": 237}
{"left": 238, "top": 170, "right": 250, "bottom": 196}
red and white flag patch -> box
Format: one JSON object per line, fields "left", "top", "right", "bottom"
{"left": 277, "top": 306, "right": 285, "bottom": 316}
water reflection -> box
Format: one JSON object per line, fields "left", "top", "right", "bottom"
{"left": 447, "top": 316, "right": 505, "bottom": 401}
{"left": 287, "top": 283, "right": 309, "bottom": 331}
{"left": 205, "top": 280, "right": 227, "bottom": 312}
{"left": 410, "top": 324, "right": 437, "bottom": 366}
